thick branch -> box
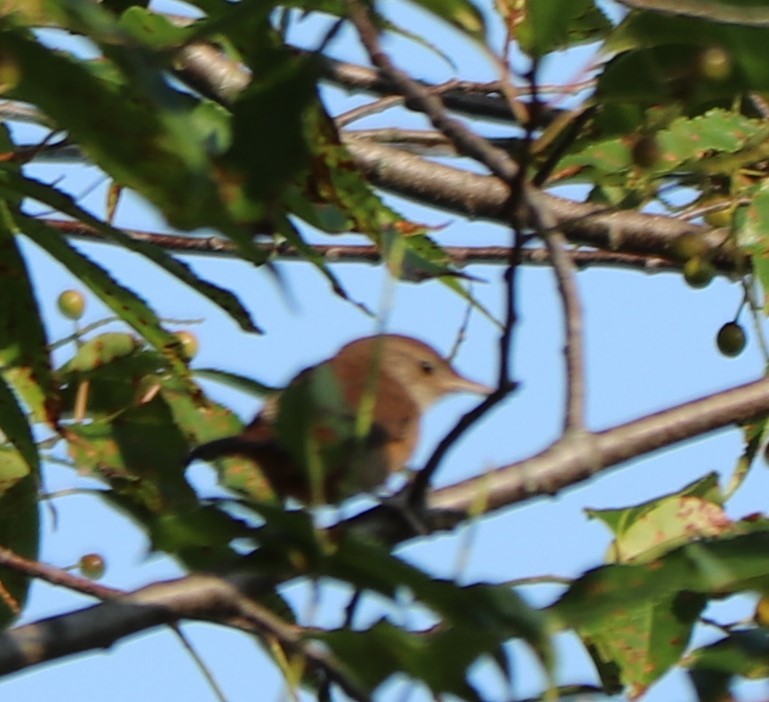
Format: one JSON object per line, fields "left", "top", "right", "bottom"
{"left": 0, "top": 574, "right": 245, "bottom": 675}
{"left": 430, "top": 375, "right": 769, "bottom": 513}
{"left": 0, "top": 571, "right": 369, "bottom": 700}
{"left": 347, "top": 140, "right": 736, "bottom": 266}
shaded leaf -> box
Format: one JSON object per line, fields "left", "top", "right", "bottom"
{"left": 14, "top": 193, "right": 261, "bottom": 336}
{"left": 193, "top": 367, "right": 278, "bottom": 398}
{"left": 0, "top": 373, "right": 39, "bottom": 476}
{"left": 16, "top": 213, "right": 189, "bottom": 378}
{"left": 517, "top": 0, "right": 610, "bottom": 56}
{"left": 0, "top": 471, "right": 39, "bottom": 628}
{"left": 0, "top": 204, "right": 58, "bottom": 427}
{"left": 549, "top": 527, "right": 769, "bottom": 632}
{"left": 407, "top": 0, "right": 486, "bottom": 39}
{"left": 0, "top": 22, "right": 228, "bottom": 230}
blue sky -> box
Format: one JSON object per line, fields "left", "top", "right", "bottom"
{"left": 3, "top": 1, "right": 769, "bottom": 700}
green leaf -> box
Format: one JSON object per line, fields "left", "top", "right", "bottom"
{"left": 16, "top": 214, "right": 188, "bottom": 378}
{"left": 0, "top": 471, "right": 39, "bottom": 627}
{"left": 611, "top": 496, "right": 730, "bottom": 564}
{"left": 407, "top": 0, "right": 486, "bottom": 39}
{"left": 737, "top": 181, "right": 769, "bottom": 312}
{"left": 117, "top": 6, "right": 187, "bottom": 47}
{"left": 0, "top": 374, "right": 39, "bottom": 476}
{"left": 11, "top": 191, "right": 262, "bottom": 335}
{"left": 547, "top": 526, "right": 769, "bottom": 692}
{"left": 193, "top": 368, "right": 278, "bottom": 397}
{"left": 0, "top": 204, "right": 58, "bottom": 427}
{"left": 558, "top": 109, "right": 769, "bottom": 186}
{"left": 587, "top": 473, "right": 728, "bottom": 563}
{"left": 224, "top": 53, "right": 319, "bottom": 211}
{"left": 274, "top": 362, "right": 360, "bottom": 502}
{"left": 587, "top": 472, "right": 723, "bottom": 537}
{"left": 320, "top": 620, "right": 486, "bottom": 701}
{"left": 0, "top": 23, "right": 229, "bottom": 231}
{"left": 62, "top": 333, "right": 142, "bottom": 373}
{"left": 328, "top": 535, "right": 553, "bottom": 671}
{"left": 549, "top": 527, "right": 769, "bottom": 633}
{"left": 600, "top": 16, "right": 769, "bottom": 110}
{"left": 311, "top": 539, "right": 552, "bottom": 699}
{"left": 687, "top": 629, "right": 769, "bottom": 680}
{"left": 579, "top": 590, "right": 705, "bottom": 696}
{"left": 517, "top": 0, "right": 611, "bottom": 56}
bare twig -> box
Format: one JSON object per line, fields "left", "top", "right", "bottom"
{"left": 38, "top": 217, "right": 684, "bottom": 272}
{"left": 168, "top": 626, "right": 229, "bottom": 702}
{"left": 343, "top": 1, "right": 523, "bottom": 504}
{"left": 337, "top": 79, "right": 476, "bottom": 128}
{"left": 0, "top": 546, "right": 121, "bottom": 600}
{"left": 322, "top": 56, "right": 565, "bottom": 125}
{"left": 343, "top": 128, "right": 522, "bottom": 157}
{"left": 345, "top": 0, "right": 520, "bottom": 186}
{"left": 527, "top": 191, "right": 586, "bottom": 431}
{"left": 335, "top": 95, "right": 404, "bottom": 127}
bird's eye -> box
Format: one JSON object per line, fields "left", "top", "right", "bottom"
{"left": 419, "top": 360, "right": 435, "bottom": 375}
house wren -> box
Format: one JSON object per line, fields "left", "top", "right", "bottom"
{"left": 187, "top": 334, "right": 491, "bottom": 504}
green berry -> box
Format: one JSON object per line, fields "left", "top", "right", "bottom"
{"left": 697, "top": 46, "right": 732, "bottom": 82}
{"left": 79, "top": 553, "right": 106, "bottom": 580}
{"left": 703, "top": 203, "right": 732, "bottom": 229}
{"left": 683, "top": 257, "right": 715, "bottom": 289}
{"left": 716, "top": 322, "right": 746, "bottom": 357}
{"left": 57, "top": 290, "right": 86, "bottom": 320}
{"left": 174, "top": 331, "right": 199, "bottom": 361}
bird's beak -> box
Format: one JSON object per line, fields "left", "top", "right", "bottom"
{"left": 449, "top": 373, "right": 494, "bottom": 396}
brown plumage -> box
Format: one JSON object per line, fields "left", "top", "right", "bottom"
{"left": 187, "top": 334, "right": 490, "bottom": 504}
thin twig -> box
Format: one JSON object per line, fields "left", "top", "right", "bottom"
{"left": 169, "top": 625, "right": 229, "bottom": 702}
{"left": 345, "top": 0, "right": 520, "bottom": 186}
{"left": 528, "top": 192, "right": 586, "bottom": 431}
{"left": 343, "top": 128, "right": 522, "bottom": 157}
{"left": 38, "top": 220, "right": 685, "bottom": 273}
{"left": 0, "top": 546, "right": 122, "bottom": 600}
{"left": 343, "top": 1, "right": 523, "bottom": 502}
{"left": 337, "top": 79, "right": 469, "bottom": 127}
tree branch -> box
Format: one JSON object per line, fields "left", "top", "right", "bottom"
{"left": 0, "top": 571, "right": 371, "bottom": 701}
{"left": 527, "top": 191, "right": 586, "bottom": 431}
{"left": 38, "top": 218, "right": 680, "bottom": 272}
{"left": 345, "top": 0, "right": 520, "bottom": 186}
{"left": 6, "top": 376, "right": 769, "bottom": 680}
{"left": 430, "top": 375, "right": 769, "bottom": 513}
{"left": 346, "top": 140, "right": 735, "bottom": 267}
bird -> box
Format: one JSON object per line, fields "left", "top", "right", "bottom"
{"left": 186, "top": 334, "right": 491, "bottom": 505}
